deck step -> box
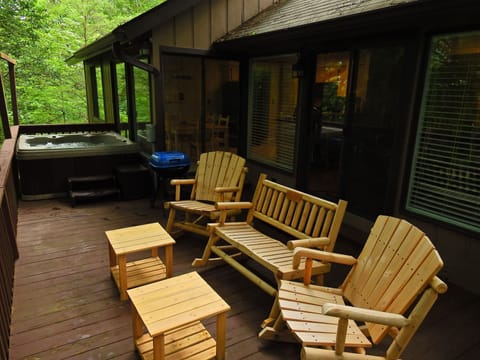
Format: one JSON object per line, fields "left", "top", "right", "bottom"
{"left": 68, "top": 174, "right": 119, "bottom": 206}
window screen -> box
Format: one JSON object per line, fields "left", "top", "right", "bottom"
{"left": 248, "top": 55, "right": 298, "bottom": 171}
{"left": 406, "top": 31, "right": 480, "bottom": 233}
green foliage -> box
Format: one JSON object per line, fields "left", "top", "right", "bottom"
{"left": 0, "top": 0, "right": 164, "bottom": 126}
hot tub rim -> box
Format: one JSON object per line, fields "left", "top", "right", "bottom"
{"left": 16, "top": 131, "right": 139, "bottom": 160}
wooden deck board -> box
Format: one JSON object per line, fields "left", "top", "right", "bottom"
{"left": 8, "top": 197, "right": 480, "bottom": 359}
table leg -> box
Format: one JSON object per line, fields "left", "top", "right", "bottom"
{"left": 153, "top": 334, "right": 165, "bottom": 360}
{"left": 151, "top": 246, "right": 159, "bottom": 258}
{"left": 216, "top": 312, "right": 227, "bottom": 360}
{"left": 118, "top": 254, "right": 128, "bottom": 301}
{"left": 131, "top": 305, "right": 143, "bottom": 347}
{"left": 108, "top": 242, "right": 116, "bottom": 267}
{"left": 165, "top": 245, "right": 173, "bottom": 278}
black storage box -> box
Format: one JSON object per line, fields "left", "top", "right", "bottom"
{"left": 115, "top": 163, "right": 152, "bottom": 200}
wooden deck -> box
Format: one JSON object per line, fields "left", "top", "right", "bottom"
{"left": 9, "top": 197, "right": 480, "bottom": 359}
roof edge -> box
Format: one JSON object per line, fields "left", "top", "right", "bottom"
{"left": 66, "top": 0, "right": 202, "bottom": 64}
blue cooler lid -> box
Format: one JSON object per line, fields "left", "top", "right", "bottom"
{"left": 149, "top": 151, "right": 190, "bottom": 169}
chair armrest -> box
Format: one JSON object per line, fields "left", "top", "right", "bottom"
{"left": 215, "top": 201, "right": 253, "bottom": 210}
{"left": 322, "top": 303, "right": 409, "bottom": 328}
{"left": 169, "top": 178, "right": 196, "bottom": 200}
{"left": 287, "top": 237, "right": 330, "bottom": 250}
{"left": 170, "top": 178, "right": 196, "bottom": 186}
{"left": 293, "top": 247, "right": 357, "bottom": 269}
{"left": 214, "top": 186, "right": 241, "bottom": 193}
{"left": 214, "top": 186, "right": 242, "bottom": 201}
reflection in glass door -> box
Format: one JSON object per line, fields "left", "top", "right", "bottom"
{"left": 163, "top": 55, "right": 202, "bottom": 161}
{"left": 307, "top": 47, "right": 406, "bottom": 218}
{"left": 307, "top": 52, "right": 350, "bottom": 199}
{"left": 204, "top": 59, "right": 240, "bottom": 153}
{"left": 162, "top": 55, "right": 240, "bottom": 162}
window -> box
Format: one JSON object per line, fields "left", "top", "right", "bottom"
{"left": 94, "top": 66, "right": 105, "bottom": 121}
{"left": 133, "top": 63, "right": 152, "bottom": 141}
{"left": 248, "top": 55, "right": 298, "bottom": 171}
{"left": 116, "top": 64, "right": 128, "bottom": 122}
{"left": 407, "top": 31, "right": 480, "bottom": 233}
{"left": 116, "top": 63, "right": 129, "bottom": 136}
{"left": 133, "top": 64, "right": 151, "bottom": 125}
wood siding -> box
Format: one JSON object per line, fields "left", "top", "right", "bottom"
{"left": 151, "top": 0, "right": 276, "bottom": 52}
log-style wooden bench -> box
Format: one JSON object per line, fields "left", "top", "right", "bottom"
{"left": 193, "top": 173, "right": 348, "bottom": 298}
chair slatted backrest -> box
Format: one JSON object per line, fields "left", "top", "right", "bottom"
{"left": 193, "top": 151, "right": 246, "bottom": 202}
{"left": 342, "top": 215, "right": 444, "bottom": 344}
{"left": 248, "top": 173, "right": 347, "bottom": 252}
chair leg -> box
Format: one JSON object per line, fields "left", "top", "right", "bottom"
{"left": 313, "top": 273, "right": 325, "bottom": 286}
{"left": 165, "top": 208, "right": 176, "bottom": 234}
{"left": 262, "top": 296, "right": 281, "bottom": 328}
{"left": 258, "top": 312, "right": 296, "bottom": 343}
{"left": 258, "top": 295, "right": 296, "bottom": 343}
{"left": 192, "top": 233, "right": 219, "bottom": 266}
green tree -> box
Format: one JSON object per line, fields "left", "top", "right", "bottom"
{"left": 1, "top": 0, "right": 164, "bottom": 125}
{"left": 0, "top": 0, "right": 47, "bottom": 125}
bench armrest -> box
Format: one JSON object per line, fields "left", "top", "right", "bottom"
{"left": 292, "top": 247, "right": 357, "bottom": 269}
{"left": 287, "top": 237, "right": 330, "bottom": 250}
{"left": 322, "top": 303, "right": 409, "bottom": 328}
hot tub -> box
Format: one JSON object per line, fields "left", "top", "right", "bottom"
{"left": 16, "top": 131, "right": 139, "bottom": 160}
{"left": 16, "top": 131, "right": 141, "bottom": 200}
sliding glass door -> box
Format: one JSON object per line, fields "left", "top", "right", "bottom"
{"left": 306, "top": 46, "right": 407, "bottom": 218}
{"left": 306, "top": 52, "right": 349, "bottom": 199}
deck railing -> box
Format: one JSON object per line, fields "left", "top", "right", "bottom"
{"left": 0, "top": 125, "right": 19, "bottom": 360}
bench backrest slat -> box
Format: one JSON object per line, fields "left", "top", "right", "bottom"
{"left": 249, "top": 174, "right": 347, "bottom": 251}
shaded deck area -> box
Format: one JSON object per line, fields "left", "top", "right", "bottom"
{"left": 9, "top": 197, "right": 480, "bottom": 359}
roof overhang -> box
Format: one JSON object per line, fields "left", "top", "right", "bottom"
{"left": 212, "top": 0, "right": 476, "bottom": 56}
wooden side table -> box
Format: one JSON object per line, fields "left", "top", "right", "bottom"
{"left": 127, "top": 271, "right": 231, "bottom": 360}
{"left": 105, "top": 222, "right": 175, "bottom": 301}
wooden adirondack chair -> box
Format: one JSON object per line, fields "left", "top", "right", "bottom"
{"left": 260, "top": 215, "right": 447, "bottom": 359}
{"left": 165, "top": 151, "right": 247, "bottom": 237}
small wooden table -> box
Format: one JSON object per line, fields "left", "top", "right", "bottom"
{"left": 127, "top": 271, "right": 230, "bottom": 360}
{"left": 105, "top": 222, "right": 175, "bottom": 301}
